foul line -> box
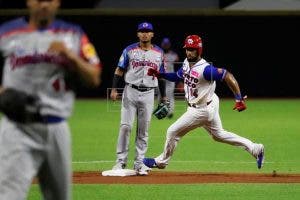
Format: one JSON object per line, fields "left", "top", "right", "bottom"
{"left": 72, "top": 160, "right": 275, "bottom": 164}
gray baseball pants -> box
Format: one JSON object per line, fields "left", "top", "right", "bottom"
{"left": 0, "top": 117, "right": 71, "bottom": 200}
{"left": 115, "top": 85, "right": 154, "bottom": 169}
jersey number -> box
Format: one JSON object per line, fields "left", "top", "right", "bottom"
{"left": 190, "top": 88, "right": 198, "bottom": 98}
{"left": 52, "top": 78, "right": 68, "bottom": 92}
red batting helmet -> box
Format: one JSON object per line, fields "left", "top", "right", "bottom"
{"left": 183, "top": 35, "right": 203, "bottom": 55}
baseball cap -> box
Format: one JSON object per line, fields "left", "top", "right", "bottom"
{"left": 161, "top": 37, "right": 171, "bottom": 45}
{"left": 137, "top": 22, "right": 153, "bottom": 32}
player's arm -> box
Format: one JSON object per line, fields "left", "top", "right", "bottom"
{"left": 158, "top": 78, "right": 167, "bottom": 101}
{"left": 110, "top": 67, "right": 125, "bottom": 101}
{"left": 157, "top": 62, "right": 167, "bottom": 101}
{"left": 110, "top": 49, "right": 128, "bottom": 101}
{"left": 148, "top": 67, "right": 183, "bottom": 82}
{"left": 48, "top": 35, "right": 101, "bottom": 87}
{"left": 203, "top": 65, "right": 246, "bottom": 111}
{"left": 223, "top": 71, "right": 242, "bottom": 100}
{"left": 223, "top": 71, "right": 247, "bottom": 111}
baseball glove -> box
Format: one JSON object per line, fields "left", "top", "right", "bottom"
{"left": 153, "top": 99, "right": 170, "bottom": 120}
{"left": 0, "top": 88, "right": 41, "bottom": 123}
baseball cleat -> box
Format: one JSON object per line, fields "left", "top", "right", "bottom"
{"left": 256, "top": 144, "right": 264, "bottom": 169}
{"left": 135, "top": 164, "right": 152, "bottom": 176}
{"left": 112, "top": 162, "right": 126, "bottom": 170}
{"left": 143, "top": 158, "right": 158, "bottom": 168}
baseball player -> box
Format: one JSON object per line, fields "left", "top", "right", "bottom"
{"left": 0, "top": 0, "right": 101, "bottom": 199}
{"left": 144, "top": 35, "right": 264, "bottom": 170}
{"left": 110, "top": 22, "right": 167, "bottom": 175}
{"left": 159, "top": 37, "right": 179, "bottom": 118}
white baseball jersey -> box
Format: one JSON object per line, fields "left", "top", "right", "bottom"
{"left": 182, "top": 58, "right": 215, "bottom": 104}
{"left": 118, "top": 42, "right": 165, "bottom": 87}
{"left": 152, "top": 58, "right": 262, "bottom": 170}
{"left": 0, "top": 17, "right": 101, "bottom": 118}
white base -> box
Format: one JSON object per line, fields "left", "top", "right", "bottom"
{"left": 101, "top": 169, "right": 137, "bottom": 177}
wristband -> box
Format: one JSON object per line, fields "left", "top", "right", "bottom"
{"left": 112, "top": 74, "right": 122, "bottom": 89}
{"left": 234, "top": 94, "right": 242, "bottom": 101}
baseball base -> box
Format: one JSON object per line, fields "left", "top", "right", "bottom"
{"left": 101, "top": 169, "right": 137, "bottom": 177}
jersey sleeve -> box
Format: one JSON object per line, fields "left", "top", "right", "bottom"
{"left": 203, "top": 65, "right": 227, "bottom": 81}
{"left": 80, "top": 33, "right": 101, "bottom": 68}
{"left": 176, "top": 67, "right": 184, "bottom": 79}
{"left": 117, "top": 49, "right": 129, "bottom": 69}
{"left": 160, "top": 66, "right": 183, "bottom": 82}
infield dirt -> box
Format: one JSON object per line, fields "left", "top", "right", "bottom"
{"left": 72, "top": 171, "right": 300, "bottom": 184}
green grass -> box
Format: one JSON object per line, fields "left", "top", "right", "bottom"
{"left": 70, "top": 98, "right": 300, "bottom": 173}
{"left": 29, "top": 183, "right": 300, "bottom": 200}
{"left": 22, "top": 98, "right": 300, "bottom": 199}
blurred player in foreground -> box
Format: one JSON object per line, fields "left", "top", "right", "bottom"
{"left": 143, "top": 34, "right": 264, "bottom": 170}
{"left": 0, "top": 0, "right": 102, "bottom": 199}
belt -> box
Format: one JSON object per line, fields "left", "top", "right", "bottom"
{"left": 188, "top": 100, "right": 212, "bottom": 108}
{"left": 33, "top": 115, "right": 65, "bottom": 124}
{"left": 41, "top": 115, "right": 65, "bottom": 123}
{"left": 127, "top": 83, "right": 155, "bottom": 92}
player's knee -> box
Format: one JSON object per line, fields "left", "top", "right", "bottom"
{"left": 211, "top": 132, "right": 223, "bottom": 142}
{"left": 120, "top": 124, "right": 131, "bottom": 134}
{"left": 166, "top": 126, "right": 176, "bottom": 138}
{"left": 166, "top": 128, "right": 181, "bottom": 142}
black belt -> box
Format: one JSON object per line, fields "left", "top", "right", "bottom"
{"left": 40, "top": 115, "right": 65, "bottom": 123}
{"left": 127, "top": 83, "right": 155, "bottom": 92}
{"left": 188, "top": 100, "right": 212, "bottom": 108}
{"left": 30, "top": 115, "right": 65, "bottom": 124}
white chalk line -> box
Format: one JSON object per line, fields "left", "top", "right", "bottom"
{"left": 72, "top": 160, "right": 276, "bottom": 164}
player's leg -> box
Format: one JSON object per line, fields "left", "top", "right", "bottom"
{"left": 134, "top": 90, "right": 155, "bottom": 174}
{"left": 166, "top": 81, "right": 175, "bottom": 118}
{"left": 38, "top": 122, "right": 71, "bottom": 200}
{"left": 0, "top": 118, "right": 44, "bottom": 200}
{"left": 148, "top": 107, "right": 207, "bottom": 169}
{"left": 203, "top": 94, "right": 264, "bottom": 168}
{"left": 114, "top": 86, "right": 137, "bottom": 169}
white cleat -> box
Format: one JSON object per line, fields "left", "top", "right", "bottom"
{"left": 112, "top": 162, "right": 126, "bottom": 170}
{"left": 135, "top": 163, "right": 152, "bottom": 176}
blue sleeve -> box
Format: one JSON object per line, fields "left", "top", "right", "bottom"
{"left": 160, "top": 67, "right": 184, "bottom": 82}
{"left": 176, "top": 67, "right": 184, "bottom": 79}
{"left": 117, "top": 49, "right": 129, "bottom": 69}
{"left": 203, "top": 65, "right": 227, "bottom": 81}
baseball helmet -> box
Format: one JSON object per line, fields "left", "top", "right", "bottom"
{"left": 183, "top": 35, "right": 203, "bottom": 54}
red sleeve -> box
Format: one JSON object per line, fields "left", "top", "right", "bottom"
{"left": 80, "top": 34, "right": 102, "bottom": 68}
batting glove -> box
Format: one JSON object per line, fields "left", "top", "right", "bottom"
{"left": 233, "top": 95, "right": 247, "bottom": 112}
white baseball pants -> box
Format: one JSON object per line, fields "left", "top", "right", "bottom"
{"left": 155, "top": 93, "right": 257, "bottom": 168}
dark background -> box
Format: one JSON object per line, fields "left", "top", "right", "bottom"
{"left": 1, "top": 9, "right": 299, "bottom": 98}
{"left": 0, "top": 0, "right": 238, "bottom": 9}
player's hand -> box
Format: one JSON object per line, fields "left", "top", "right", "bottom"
{"left": 233, "top": 95, "right": 247, "bottom": 112}
{"left": 48, "top": 41, "right": 67, "bottom": 54}
{"left": 48, "top": 41, "right": 74, "bottom": 60}
{"left": 110, "top": 89, "right": 118, "bottom": 101}
{"left": 147, "top": 68, "right": 160, "bottom": 78}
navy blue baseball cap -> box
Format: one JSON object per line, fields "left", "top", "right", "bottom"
{"left": 137, "top": 22, "right": 153, "bottom": 32}
{"left": 161, "top": 37, "right": 171, "bottom": 45}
